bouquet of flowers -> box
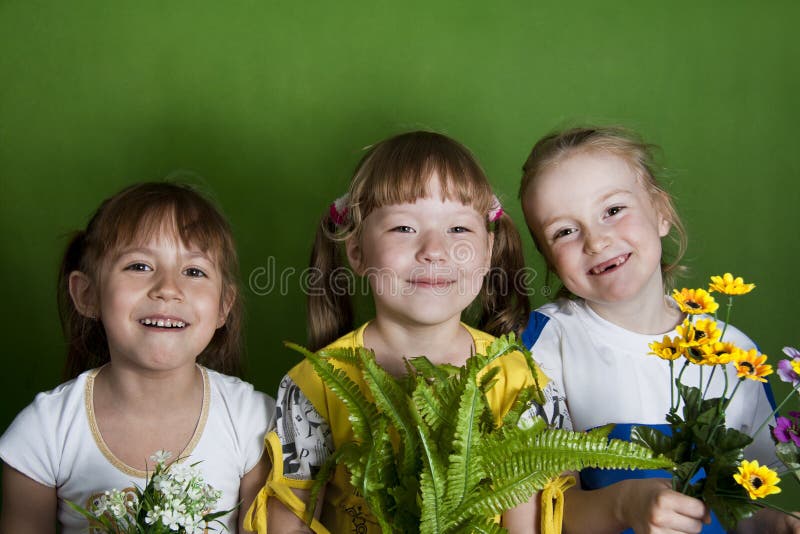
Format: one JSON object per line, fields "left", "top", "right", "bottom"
{"left": 293, "top": 334, "right": 673, "bottom": 534}
{"left": 635, "top": 273, "right": 798, "bottom": 529}
{"left": 772, "top": 346, "right": 800, "bottom": 484}
{"left": 67, "top": 451, "right": 234, "bottom": 534}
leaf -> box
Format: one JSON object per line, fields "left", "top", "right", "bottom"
{"left": 449, "top": 469, "right": 549, "bottom": 527}
{"left": 360, "top": 351, "right": 419, "bottom": 476}
{"left": 444, "top": 379, "right": 487, "bottom": 514}
{"left": 418, "top": 425, "right": 446, "bottom": 534}
{"left": 286, "top": 342, "right": 379, "bottom": 441}
{"left": 630, "top": 425, "right": 674, "bottom": 456}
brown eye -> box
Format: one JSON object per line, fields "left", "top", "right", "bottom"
{"left": 183, "top": 267, "right": 207, "bottom": 278}
{"left": 125, "top": 263, "right": 151, "bottom": 272}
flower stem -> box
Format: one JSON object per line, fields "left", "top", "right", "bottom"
{"left": 669, "top": 359, "right": 675, "bottom": 415}
{"left": 720, "top": 296, "right": 733, "bottom": 340}
{"left": 753, "top": 381, "right": 800, "bottom": 438}
{"left": 702, "top": 365, "right": 718, "bottom": 399}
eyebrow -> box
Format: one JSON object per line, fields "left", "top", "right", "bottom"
{"left": 112, "top": 247, "right": 213, "bottom": 263}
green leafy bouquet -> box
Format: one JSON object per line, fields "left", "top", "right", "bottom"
{"left": 292, "top": 333, "right": 673, "bottom": 533}
{"left": 635, "top": 273, "right": 798, "bottom": 529}
{"left": 67, "top": 451, "right": 235, "bottom": 534}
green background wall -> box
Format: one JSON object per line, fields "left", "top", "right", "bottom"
{"left": 2, "top": 0, "right": 798, "bottom": 511}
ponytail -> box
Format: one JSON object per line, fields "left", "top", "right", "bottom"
{"left": 477, "top": 212, "right": 531, "bottom": 337}
{"left": 307, "top": 215, "right": 354, "bottom": 351}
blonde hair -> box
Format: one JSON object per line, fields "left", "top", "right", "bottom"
{"left": 519, "top": 126, "right": 687, "bottom": 293}
{"left": 308, "top": 131, "right": 530, "bottom": 350}
{"left": 58, "top": 182, "right": 243, "bottom": 379}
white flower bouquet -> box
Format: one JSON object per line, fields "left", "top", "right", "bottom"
{"left": 67, "top": 451, "right": 234, "bottom": 534}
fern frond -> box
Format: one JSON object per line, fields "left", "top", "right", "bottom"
{"left": 286, "top": 342, "right": 379, "bottom": 441}
{"left": 408, "top": 355, "right": 455, "bottom": 382}
{"left": 361, "top": 352, "right": 419, "bottom": 475}
{"left": 413, "top": 376, "right": 453, "bottom": 434}
{"left": 361, "top": 419, "right": 398, "bottom": 533}
{"left": 316, "top": 346, "right": 363, "bottom": 367}
{"left": 501, "top": 386, "right": 539, "bottom": 428}
{"left": 444, "top": 379, "right": 487, "bottom": 514}
{"left": 448, "top": 469, "right": 549, "bottom": 528}
{"left": 482, "top": 427, "right": 673, "bottom": 477}
{"left": 418, "top": 425, "right": 446, "bottom": 534}
{"left": 481, "top": 333, "right": 525, "bottom": 366}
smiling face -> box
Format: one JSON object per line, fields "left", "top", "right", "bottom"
{"left": 346, "top": 177, "right": 493, "bottom": 329}
{"left": 522, "top": 149, "right": 670, "bottom": 311}
{"left": 88, "top": 231, "right": 229, "bottom": 374}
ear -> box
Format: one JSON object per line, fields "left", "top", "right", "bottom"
{"left": 69, "top": 271, "right": 98, "bottom": 319}
{"left": 345, "top": 235, "right": 365, "bottom": 276}
{"left": 217, "top": 288, "right": 236, "bottom": 329}
{"left": 653, "top": 191, "right": 672, "bottom": 238}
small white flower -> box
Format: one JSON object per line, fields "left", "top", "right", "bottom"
{"left": 151, "top": 449, "right": 172, "bottom": 465}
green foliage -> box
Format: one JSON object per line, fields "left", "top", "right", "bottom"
{"left": 296, "top": 334, "right": 672, "bottom": 533}
{"left": 632, "top": 381, "right": 759, "bottom": 530}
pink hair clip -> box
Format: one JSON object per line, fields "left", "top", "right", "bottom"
{"left": 488, "top": 195, "right": 503, "bottom": 223}
{"left": 329, "top": 195, "right": 349, "bottom": 226}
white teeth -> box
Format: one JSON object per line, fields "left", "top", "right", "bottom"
{"left": 139, "top": 318, "right": 186, "bottom": 328}
{"left": 591, "top": 255, "right": 626, "bottom": 275}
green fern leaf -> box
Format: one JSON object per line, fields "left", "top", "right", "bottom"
{"left": 449, "top": 470, "right": 550, "bottom": 527}
{"left": 483, "top": 427, "right": 673, "bottom": 477}
{"left": 286, "top": 342, "right": 379, "bottom": 441}
{"left": 360, "top": 352, "right": 419, "bottom": 475}
{"left": 317, "top": 346, "right": 363, "bottom": 366}
{"left": 501, "top": 386, "right": 539, "bottom": 428}
{"left": 412, "top": 376, "right": 453, "bottom": 434}
{"left": 418, "top": 425, "right": 446, "bottom": 534}
{"left": 444, "top": 379, "right": 487, "bottom": 514}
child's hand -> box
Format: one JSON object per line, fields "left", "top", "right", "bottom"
{"left": 617, "top": 478, "right": 709, "bottom": 534}
{"left": 735, "top": 508, "right": 800, "bottom": 534}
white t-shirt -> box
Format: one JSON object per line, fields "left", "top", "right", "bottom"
{"left": 522, "top": 298, "right": 776, "bottom": 464}
{"left": 0, "top": 366, "right": 276, "bottom": 534}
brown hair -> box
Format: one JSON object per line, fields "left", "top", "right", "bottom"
{"left": 519, "top": 125, "right": 687, "bottom": 294}
{"left": 308, "top": 131, "right": 530, "bottom": 350}
{"left": 58, "top": 182, "right": 243, "bottom": 379}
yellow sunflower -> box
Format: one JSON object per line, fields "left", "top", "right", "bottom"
{"left": 733, "top": 460, "right": 781, "bottom": 499}
{"left": 733, "top": 349, "right": 773, "bottom": 382}
{"left": 708, "top": 273, "right": 755, "bottom": 295}
{"left": 649, "top": 336, "right": 681, "bottom": 361}
{"left": 700, "top": 341, "right": 740, "bottom": 366}
{"left": 672, "top": 288, "right": 719, "bottom": 315}
{"left": 676, "top": 319, "right": 721, "bottom": 364}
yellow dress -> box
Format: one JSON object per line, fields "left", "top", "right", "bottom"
{"left": 245, "top": 322, "right": 549, "bottom": 533}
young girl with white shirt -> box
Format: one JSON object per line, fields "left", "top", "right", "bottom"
{"left": 0, "top": 182, "right": 276, "bottom": 534}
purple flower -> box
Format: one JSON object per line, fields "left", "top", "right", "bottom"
{"left": 773, "top": 411, "right": 800, "bottom": 447}
{"left": 777, "top": 346, "right": 800, "bottom": 385}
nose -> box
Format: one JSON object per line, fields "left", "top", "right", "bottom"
{"left": 148, "top": 270, "right": 184, "bottom": 301}
{"left": 583, "top": 228, "right": 610, "bottom": 255}
{"left": 416, "top": 230, "right": 447, "bottom": 263}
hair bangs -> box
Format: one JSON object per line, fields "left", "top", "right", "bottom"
{"left": 350, "top": 131, "right": 495, "bottom": 225}
{"left": 85, "top": 187, "right": 233, "bottom": 272}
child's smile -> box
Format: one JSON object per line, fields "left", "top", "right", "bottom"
{"left": 523, "top": 150, "right": 670, "bottom": 313}
{"left": 587, "top": 253, "right": 631, "bottom": 276}
{"left": 97, "top": 235, "right": 229, "bottom": 373}
{"left": 347, "top": 177, "right": 493, "bottom": 328}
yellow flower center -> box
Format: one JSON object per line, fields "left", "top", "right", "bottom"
{"left": 740, "top": 362, "right": 754, "bottom": 373}
{"left": 686, "top": 301, "right": 701, "bottom": 309}
{"left": 751, "top": 476, "right": 763, "bottom": 489}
